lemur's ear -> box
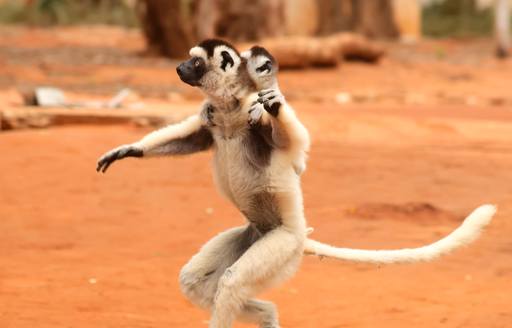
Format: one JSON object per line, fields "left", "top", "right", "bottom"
{"left": 221, "top": 51, "right": 235, "bottom": 71}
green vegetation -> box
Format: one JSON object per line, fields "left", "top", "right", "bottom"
{"left": 422, "top": 0, "right": 495, "bottom": 38}
{"left": 0, "top": 0, "right": 138, "bottom": 27}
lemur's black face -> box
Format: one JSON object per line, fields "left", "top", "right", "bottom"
{"left": 176, "top": 57, "right": 206, "bottom": 87}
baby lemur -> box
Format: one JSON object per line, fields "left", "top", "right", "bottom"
{"left": 96, "top": 40, "right": 496, "bottom": 327}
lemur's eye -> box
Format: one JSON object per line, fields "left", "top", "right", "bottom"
{"left": 194, "top": 59, "right": 201, "bottom": 67}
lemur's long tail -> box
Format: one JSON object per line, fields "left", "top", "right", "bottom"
{"left": 304, "top": 204, "right": 496, "bottom": 264}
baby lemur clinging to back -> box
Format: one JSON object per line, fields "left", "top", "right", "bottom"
{"left": 96, "top": 40, "right": 495, "bottom": 328}
{"left": 202, "top": 45, "right": 310, "bottom": 176}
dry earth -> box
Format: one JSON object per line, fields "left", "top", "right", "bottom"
{"left": 0, "top": 26, "right": 511, "bottom": 328}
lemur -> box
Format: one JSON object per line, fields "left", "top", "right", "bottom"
{"left": 96, "top": 40, "right": 496, "bottom": 328}
{"left": 98, "top": 40, "right": 306, "bottom": 328}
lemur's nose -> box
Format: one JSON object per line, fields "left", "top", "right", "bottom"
{"left": 176, "top": 65, "right": 183, "bottom": 76}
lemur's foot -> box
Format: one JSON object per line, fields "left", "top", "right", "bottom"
{"left": 96, "top": 144, "right": 143, "bottom": 173}
{"left": 201, "top": 103, "right": 216, "bottom": 127}
{"left": 248, "top": 101, "right": 264, "bottom": 126}
{"left": 258, "top": 89, "right": 283, "bottom": 117}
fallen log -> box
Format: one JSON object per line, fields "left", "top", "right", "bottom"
{"left": 240, "top": 32, "right": 385, "bottom": 69}
{"left": 0, "top": 107, "right": 175, "bottom": 131}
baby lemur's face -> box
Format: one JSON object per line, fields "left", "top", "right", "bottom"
{"left": 242, "top": 46, "right": 278, "bottom": 90}
{"left": 176, "top": 39, "right": 252, "bottom": 99}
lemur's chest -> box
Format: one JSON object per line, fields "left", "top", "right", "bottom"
{"left": 209, "top": 118, "right": 272, "bottom": 201}
{"left": 212, "top": 134, "right": 267, "bottom": 189}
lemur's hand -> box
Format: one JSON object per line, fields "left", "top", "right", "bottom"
{"left": 200, "top": 103, "right": 216, "bottom": 127}
{"left": 248, "top": 101, "right": 264, "bottom": 126}
{"left": 258, "top": 89, "right": 283, "bottom": 117}
{"left": 96, "top": 144, "right": 143, "bottom": 173}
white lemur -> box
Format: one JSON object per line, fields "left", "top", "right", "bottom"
{"left": 96, "top": 40, "right": 496, "bottom": 328}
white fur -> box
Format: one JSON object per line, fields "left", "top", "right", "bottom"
{"left": 205, "top": 112, "right": 307, "bottom": 328}
{"left": 213, "top": 45, "right": 242, "bottom": 75}
{"left": 304, "top": 204, "right": 496, "bottom": 264}
{"left": 244, "top": 53, "right": 278, "bottom": 91}
{"left": 242, "top": 91, "right": 310, "bottom": 175}
{"left": 199, "top": 47, "right": 246, "bottom": 103}
{"left": 271, "top": 97, "right": 310, "bottom": 175}
{"left": 190, "top": 46, "right": 207, "bottom": 60}
{"left": 240, "top": 50, "right": 251, "bottom": 59}
{"left": 134, "top": 113, "right": 203, "bottom": 156}
{"left": 245, "top": 54, "right": 270, "bottom": 72}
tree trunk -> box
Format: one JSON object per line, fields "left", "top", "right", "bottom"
{"left": 194, "top": 0, "right": 286, "bottom": 42}
{"left": 314, "top": 0, "right": 398, "bottom": 39}
{"left": 214, "top": 0, "right": 285, "bottom": 42}
{"left": 352, "top": 0, "right": 399, "bottom": 39}
{"left": 495, "top": 0, "right": 510, "bottom": 58}
{"left": 137, "top": 0, "right": 195, "bottom": 58}
{"left": 136, "top": 0, "right": 396, "bottom": 58}
{"left": 316, "top": 0, "right": 354, "bottom": 35}
{"left": 194, "top": 0, "right": 221, "bottom": 41}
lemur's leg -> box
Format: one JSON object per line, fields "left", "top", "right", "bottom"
{"left": 238, "top": 299, "right": 280, "bottom": 328}
{"left": 96, "top": 114, "right": 213, "bottom": 173}
{"left": 179, "top": 225, "right": 259, "bottom": 310}
{"left": 210, "top": 227, "right": 302, "bottom": 328}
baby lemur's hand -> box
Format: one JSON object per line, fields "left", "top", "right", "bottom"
{"left": 258, "top": 89, "right": 283, "bottom": 117}
{"left": 248, "top": 101, "right": 264, "bottom": 126}
{"left": 200, "top": 103, "right": 216, "bottom": 127}
{"left": 96, "top": 144, "right": 143, "bottom": 173}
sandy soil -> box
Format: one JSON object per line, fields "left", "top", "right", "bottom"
{"left": 1, "top": 26, "right": 512, "bottom": 328}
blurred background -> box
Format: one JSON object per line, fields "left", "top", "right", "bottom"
{"left": 0, "top": 1, "right": 511, "bottom": 328}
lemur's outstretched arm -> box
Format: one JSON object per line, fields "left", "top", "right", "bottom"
{"left": 96, "top": 114, "right": 213, "bottom": 173}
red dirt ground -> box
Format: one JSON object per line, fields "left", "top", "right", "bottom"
{"left": 1, "top": 27, "right": 512, "bottom": 327}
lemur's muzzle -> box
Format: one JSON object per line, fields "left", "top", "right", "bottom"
{"left": 176, "top": 59, "right": 202, "bottom": 87}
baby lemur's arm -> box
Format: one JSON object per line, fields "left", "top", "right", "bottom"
{"left": 96, "top": 113, "right": 213, "bottom": 173}
{"left": 249, "top": 89, "right": 310, "bottom": 152}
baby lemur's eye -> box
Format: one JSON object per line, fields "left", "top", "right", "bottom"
{"left": 256, "top": 60, "right": 272, "bottom": 73}
{"left": 194, "top": 59, "right": 201, "bottom": 67}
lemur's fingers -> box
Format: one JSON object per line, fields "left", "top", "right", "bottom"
{"left": 258, "top": 89, "right": 274, "bottom": 97}
{"left": 257, "top": 89, "right": 283, "bottom": 117}
{"left": 96, "top": 145, "right": 143, "bottom": 173}
{"left": 257, "top": 89, "right": 284, "bottom": 116}
{"left": 248, "top": 102, "right": 264, "bottom": 126}
{"left": 97, "top": 150, "right": 119, "bottom": 173}
{"left": 257, "top": 95, "right": 275, "bottom": 103}
{"left": 263, "top": 98, "right": 282, "bottom": 117}
{"left": 258, "top": 89, "right": 283, "bottom": 99}
{"left": 100, "top": 158, "right": 113, "bottom": 173}
{"left": 257, "top": 90, "right": 279, "bottom": 103}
